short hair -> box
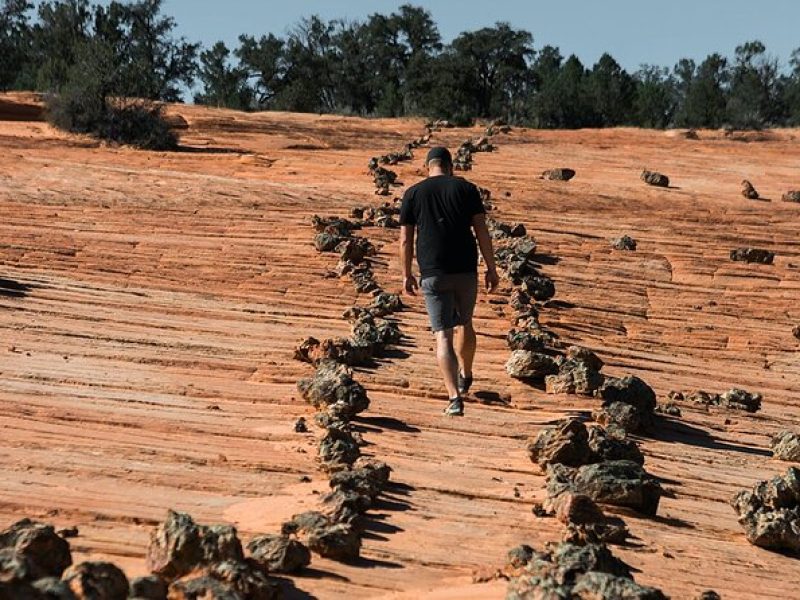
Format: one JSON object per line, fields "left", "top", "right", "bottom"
{"left": 427, "top": 157, "right": 450, "bottom": 168}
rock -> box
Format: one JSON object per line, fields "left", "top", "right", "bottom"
{"left": 369, "top": 292, "right": 403, "bottom": 316}
{"left": 310, "top": 215, "right": 357, "bottom": 236}
{"left": 281, "top": 512, "right": 331, "bottom": 537}
{"left": 293, "top": 417, "right": 308, "bottom": 433}
{"left": 521, "top": 276, "right": 556, "bottom": 301}
{"left": 351, "top": 314, "right": 402, "bottom": 349}
{"left": 318, "top": 426, "right": 361, "bottom": 471}
{"left": 247, "top": 535, "right": 311, "bottom": 574}
{"left": 547, "top": 461, "right": 663, "bottom": 517}
{"left": 540, "top": 168, "right": 576, "bottom": 181}
{"left": 0, "top": 519, "right": 72, "bottom": 579}
{"left": 794, "top": 325, "right": 800, "bottom": 340}
{"left": 128, "top": 575, "right": 167, "bottom": 600}
{"left": 306, "top": 524, "right": 361, "bottom": 562}
{"left": 782, "top": 190, "right": 800, "bottom": 203}
{"left": 506, "top": 350, "right": 559, "bottom": 380}
{"left": 641, "top": 170, "right": 669, "bottom": 187}
{"left": 507, "top": 329, "right": 549, "bottom": 352}
{"left": 546, "top": 349, "right": 604, "bottom": 396}
{"left": 507, "top": 545, "right": 535, "bottom": 569}
{"left": 329, "top": 460, "right": 392, "bottom": 500}
{"left": 571, "top": 571, "right": 668, "bottom": 599}
{"left": 0, "top": 549, "right": 33, "bottom": 583}
{"left": 168, "top": 561, "right": 278, "bottom": 600}
{"left": 555, "top": 494, "right": 632, "bottom": 546}
{"left": 719, "top": 388, "right": 762, "bottom": 413}
{"left": 146, "top": 511, "right": 244, "bottom": 581}
{"left": 655, "top": 403, "right": 681, "bottom": 417}
{"left": 62, "top": 562, "right": 128, "bottom": 600}
{"left": 312, "top": 232, "right": 345, "bottom": 252}
{"left": 297, "top": 361, "right": 370, "bottom": 421}
{"left": 730, "top": 466, "right": 800, "bottom": 553}
{"left": 0, "top": 580, "right": 45, "bottom": 600}
{"left": 336, "top": 237, "right": 375, "bottom": 264}
{"left": 587, "top": 427, "right": 644, "bottom": 466}
{"left": 741, "top": 180, "right": 759, "bottom": 199}
{"left": 528, "top": 419, "right": 593, "bottom": 469}
{"left": 594, "top": 376, "right": 657, "bottom": 433}
{"left": 32, "top": 577, "right": 78, "bottom": 599}
{"left": 771, "top": 431, "right": 800, "bottom": 462}
{"left": 696, "top": 592, "right": 721, "bottom": 600}
{"left": 730, "top": 248, "right": 774, "bottom": 264}
{"left": 293, "top": 336, "right": 373, "bottom": 367}
{"left": 611, "top": 235, "right": 637, "bottom": 251}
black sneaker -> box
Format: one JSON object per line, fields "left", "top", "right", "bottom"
{"left": 443, "top": 397, "right": 464, "bottom": 417}
{"left": 457, "top": 372, "right": 473, "bottom": 396}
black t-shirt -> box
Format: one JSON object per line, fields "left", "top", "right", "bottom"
{"left": 399, "top": 175, "right": 485, "bottom": 278}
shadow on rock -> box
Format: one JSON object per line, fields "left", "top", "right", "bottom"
{"left": 353, "top": 415, "right": 421, "bottom": 433}
{"left": 0, "top": 277, "right": 33, "bottom": 298}
{"left": 649, "top": 417, "right": 772, "bottom": 457}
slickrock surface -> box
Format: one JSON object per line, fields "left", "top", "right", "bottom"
{"left": 1, "top": 96, "right": 800, "bottom": 598}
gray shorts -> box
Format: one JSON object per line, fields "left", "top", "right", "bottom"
{"left": 420, "top": 272, "right": 478, "bottom": 332}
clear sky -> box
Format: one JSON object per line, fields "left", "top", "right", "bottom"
{"left": 157, "top": 0, "right": 800, "bottom": 71}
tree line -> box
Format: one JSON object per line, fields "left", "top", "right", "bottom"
{"left": 3, "top": 0, "right": 800, "bottom": 130}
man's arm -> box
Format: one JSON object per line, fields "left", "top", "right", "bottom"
{"left": 400, "top": 224, "right": 418, "bottom": 295}
{"left": 472, "top": 213, "right": 499, "bottom": 292}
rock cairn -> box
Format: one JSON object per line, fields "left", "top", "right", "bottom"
{"left": 731, "top": 467, "right": 800, "bottom": 554}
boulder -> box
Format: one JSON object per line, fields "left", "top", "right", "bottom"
{"left": 546, "top": 349, "right": 604, "bottom": 396}
{"left": 168, "top": 561, "right": 278, "bottom": 600}
{"left": 572, "top": 571, "right": 668, "bottom": 599}
{"left": 293, "top": 336, "right": 373, "bottom": 367}
{"left": 146, "top": 511, "right": 243, "bottom": 581}
{"left": 128, "top": 575, "right": 167, "bottom": 600}
{"left": 247, "top": 535, "right": 310, "bottom": 574}
{"left": 640, "top": 170, "right": 669, "bottom": 187}
{"left": 527, "top": 419, "right": 593, "bottom": 469}
{"left": 730, "top": 467, "right": 800, "bottom": 553}
{"left": 730, "top": 248, "right": 774, "bottom": 264}
{"left": 62, "top": 562, "right": 128, "bottom": 600}
{"left": 336, "top": 237, "right": 375, "bottom": 264}
{"left": 547, "top": 461, "right": 662, "bottom": 517}
{"left": 305, "top": 524, "right": 361, "bottom": 562}
{"left": 0, "top": 519, "right": 72, "bottom": 580}
{"left": 587, "top": 427, "right": 644, "bottom": 466}
{"left": 318, "top": 426, "right": 361, "bottom": 471}
{"left": 506, "top": 350, "right": 559, "bottom": 380}
{"left": 772, "top": 431, "right": 800, "bottom": 462}
{"left": 312, "top": 232, "right": 345, "bottom": 252}
{"left": 782, "top": 190, "right": 800, "bottom": 203}
{"left": 521, "top": 276, "right": 556, "bottom": 301}
{"left": 719, "top": 388, "right": 762, "bottom": 413}
{"left": 310, "top": 215, "right": 357, "bottom": 236}
{"left": 369, "top": 292, "right": 403, "bottom": 316}
{"left": 610, "top": 235, "right": 637, "bottom": 251}
{"left": 507, "top": 329, "right": 549, "bottom": 352}
{"left": 297, "top": 361, "right": 370, "bottom": 421}
{"left": 540, "top": 168, "right": 576, "bottom": 181}
{"left": 594, "top": 376, "right": 657, "bottom": 433}
{"left": 741, "top": 180, "right": 759, "bottom": 200}
{"left": 593, "top": 402, "right": 643, "bottom": 434}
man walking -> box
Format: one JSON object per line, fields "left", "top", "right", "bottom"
{"left": 399, "top": 147, "right": 499, "bottom": 416}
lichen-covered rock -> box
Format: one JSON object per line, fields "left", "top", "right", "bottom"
{"left": 540, "top": 168, "right": 576, "bottom": 181}
{"left": 571, "top": 571, "right": 668, "bottom": 599}
{"left": 313, "top": 232, "right": 346, "bottom": 252}
{"left": 318, "top": 426, "right": 361, "bottom": 471}
{"left": 730, "top": 248, "right": 774, "bottom": 264}
{"left": 62, "top": 562, "right": 129, "bottom": 600}
{"left": 293, "top": 336, "right": 373, "bottom": 367}
{"left": 336, "top": 237, "right": 375, "bottom": 264}
{"left": 546, "top": 349, "right": 604, "bottom": 396}
{"left": 369, "top": 292, "right": 403, "bottom": 316}
{"left": 719, "top": 388, "right": 762, "bottom": 413}
{"left": 507, "top": 329, "right": 549, "bottom": 352}
{"left": 146, "top": 511, "right": 243, "bottom": 581}
{"left": 741, "top": 180, "right": 759, "bottom": 200}
{"left": 351, "top": 314, "right": 402, "bottom": 349}
{"left": 611, "top": 235, "right": 637, "bottom": 251}
{"left": 771, "top": 431, "right": 800, "bottom": 462}
{"left": 305, "top": 524, "right": 361, "bottom": 562}
{"left": 641, "top": 170, "right": 669, "bottom": 187}
{"left": 594, "top": 376, "right": 657, "bottom": 433}
{"left": 0, "top": 519, "right": 72, "bottom": 580}
{"left": 507, "top": 350, "right": 559, "bottom": 380}
{"left": 128, "top": 575, "right": 167, "bottom": 600}
{"left": 297, "top": 361, "right": 370, "bottom": 421}
{"left": 32, "top": 577, "right": 78, "bottom": 599}
{"left": 730, "top": 466, "right": 800, "bottom": 553}
{"left": 782, "top": 190, "right": 800, "bottom": 203}
{"left": 521, "top": 276, "right": 556, "bottom": 301}
{"left": 311, "top": 215, "right": 358, "bottom": 236}
{"left": 547, "top": 461, "right": 662, "bottom": 517}
{"left": 528, "top": 419, "right": 593, "bottom": 469}
{"left": 593, "top": 402, "right": 642, "bottom": 433}
{"left": 247, "top": 535, "right": 311, "bottom": 574}
{"left": 696, "top": 592, "right": 721, "bottom": 600}
{"left": 329, "top": 460, "right": 392, "bottom": 500}
{"left": 587, "top": 427, "right": 644, "bottom": 466}
{"left": 553, "top": 493, "right": 630, "bottom": 546}
{"left": 168, "top": 560, "right": 278, "bottom": 600}
{"left": 507, "top": 545, "right": 535, "bottom": 570}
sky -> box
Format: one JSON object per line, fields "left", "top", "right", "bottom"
{"left": 156, "top": 0, "right": 800, "bottom": 71}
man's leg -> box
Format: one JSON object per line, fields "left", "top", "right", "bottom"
{"left": 435, "top": 328, "right": 460, "bottom": 399}
{"left": 455, "top": 319, "right": 477, "bottom": 378}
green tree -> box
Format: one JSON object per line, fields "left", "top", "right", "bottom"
{"left": 674, "top": 53, "right": 728, "bottom": 128}
{"left": 587, "top": 53, "right": 635, "bottom": 126}
{"left": 633, "top": 65, "right": 676, "bottom": 128}
{"left": 726, "top": 41, "right": 780, "bottom": 128}
{"left": 194, "top": 41, "right": 252, "bottom": 109}
{"left": 236, "top": 33, "right": 285, "bottom": 109}
{"left": 0, "top": 0, "right": 33, "bottom": 90}
{"left": 783, "top": 48, "right": 800, "bottom": 125}
{"left": 31, "top": 0, "right": 93, "bottom": 91}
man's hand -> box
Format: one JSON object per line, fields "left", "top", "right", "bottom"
{"left": 485, "top": 268, "right": 500, "bottom": 293}
{"left": 404, "top": 275, "right": 419, "bottom": 296}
